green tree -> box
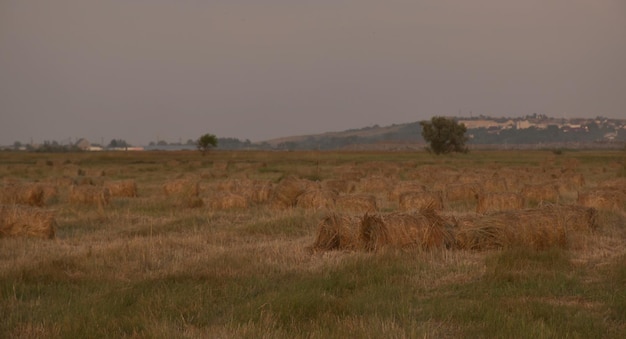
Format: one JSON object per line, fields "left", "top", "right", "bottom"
{"left": 420, "top": 116, "right": 468, "bottom": 154}
{"left": 197, "top": 133, "right": 218, "bottom": 155}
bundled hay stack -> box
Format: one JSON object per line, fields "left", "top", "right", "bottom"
{"left": 69, "top": 185, "right": 111, "bottom": 206}
{"left": 296, "top": 189, "right": 337, "bottom": 210}
{"left": 445, "top": 183, "right": 481, "bottom": 202}
{"left": 104, "top": 180, "right": 138, "bottom": 198}
{"left": 163, "top": 179, "right": 202, "bottom": 208}
{"left": 335, "top": 194, "right": 378, "bottom": 213}
{"left": 476, "top": 192, "right": 524, "bottom": 214}
{"left": 245, "top": 181, "right": 273, "bottom": 204}
{"left": 269, "top": 177, "right": 316, "bottom": 209}
{"left": 163, "top": 179, "right": 200, "bottom": 197}
{"left": 521, "top": 183, "right": 560, "bottom": 204}
{"left": 399, "top": 191, "right": 444, "bottom": 212}
{"left": 208, "top": 193, "right": 248, "bottom": 210}
{"left": 482, "top": 178, "right": 509, "bottom": 192}
{"left": 388, "top": 182, "right": 426, "bottom": 201}
{"left": 359, "top": 176, "right": 393, "bottom": 193}
{"left": 0, "top": 183, "right": 44, "bottom": 206}
{"left": 360, "top": 210, "right": 452, "bottom": 251}
{"left": 311, "top": 214, "right": 362, "bottom": 251}
{"left": 39, "top": 184, "right": 60, "bottom": 205}
{"left": 454, "top": 204, "right": 597, "bottom": 251}
{"left": 323, "top": 179, "right": 357, "bottom": 194}
{"left": 577, "top": 189, "right": 625, "bottom": 212}
{"left": 0, "top": 205, "right": 56, "bottom": 239}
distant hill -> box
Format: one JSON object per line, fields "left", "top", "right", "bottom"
{"left": 258, "top": 116, "right": 626, "bottom": 151}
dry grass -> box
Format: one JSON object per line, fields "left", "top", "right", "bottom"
{"left": 208, "top": 193, "right": 249, "bottom": 210}
{"left": 311, "top": 214, "right": 362, "bottom": 251}
{"left": 360, "top": 209, "right": 452, "bottom": 251}
{"left": 398, "top": 191, "right": 444, "bottom": 212}
{"left": 163, "top": 179, "right": 200, "bottom": 197}
{"left": 0, "top": 204, "right": 56, "bottom": 239}
{"left": 104, "top": 180, "right": 138, "bottom": 198}
{"left": 445, "top": 183, "right": 480, "bottom": 202}
{"left": 296, "top": 189, "right": 337, "bottom": 210}
{"left": 577, "top": 189, "right": 626, "bottom": 212}
{"left": 454, "top": 204, "right": 597, "bottom": 251}
{"left": 521, "top": 182, "right": 560, "bottom": 204}
{"left": 0, "top": 183, "right": 45, "bottom": 206}
{"left": 476, "top": 192, "right": 524, "bottom": 214}
{"left": 68, "top": 185, "right": 111, "bottom": 206}
{"left": 270, "top": 177, "right": 317, "bottom": 209}
{"left": 335, "top": 194, "right": 378, "bottom": 213}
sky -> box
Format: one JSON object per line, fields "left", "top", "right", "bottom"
{"left": 1, "top": 0, "right": 625, "bottom": 146}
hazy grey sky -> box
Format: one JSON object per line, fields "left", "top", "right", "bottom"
{"left": 1, "top": 0, "right": 625, "bottom": 145}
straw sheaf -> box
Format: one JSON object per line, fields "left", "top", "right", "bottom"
{"left": 359, "top": 176, "right": 393, "bottom": 193}
{"left": 163, "top": 179, "right": 200, "bottom": 197}
{"left": 311, "top": 214, "right": 362, "bottom": 251}
{"left": 454, "top": 205, "right": 597, "bottom": 251}
{"left": 68, "top": 185, "right": 111, "bottom": 206}
{"left": 359, "top": 210, "right": 452, "bottom": 251}
{"left": 482, "top": 178, "right": 509, "bottom": 192}
{"left": 598, "top": 178, "right": 626, "bottom": 193}
{"left": 322, "top": 179, "right": 357, "bottom": 194}
{"left": 445, "top": 183, "right": 481, "bottom": 202}
{"left": 521, "top": 183, "right": 560, "bottom": 203}
{"left": 104, "top": 180, "right": 138, "bottom": 198}
{"left": 577, "top": 189, "right": 625, "bottom": 212}
{"left": 0, "top": 205, "right": 56, "bottom": 239}
{"left": 399, "top": 191, "right": 444, "bottom": 212}
{"left": 208, "top": 193, "right": 249, "bottom": 210}
{"left": 388, "top": 182, "right": 427, "bottom": 201}
{"left": 296, "top": 189, "right": 337, "bottom": 210}
{"left": 269, "top": 177, "right": 317, "bottom": 209}
{"left": 335, "top": 194, "right": 378, "bottom": 213}
{"left": 245, "top": 181, "right": 273, "bottom": 204}
{"left": 476, "top": 192, "right": 524, "bottom": 214}
{"left": 0, "top": 183, "right": 45, "bottom": 207}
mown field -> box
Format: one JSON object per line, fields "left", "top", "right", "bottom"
{"left": 1, "top": 149, "right": 625, "bottom": 338}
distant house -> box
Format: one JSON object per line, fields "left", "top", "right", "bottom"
{"left": 75, "top": 138, "right": 91, "bottom": 151}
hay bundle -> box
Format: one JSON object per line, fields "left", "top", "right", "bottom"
{"left": 311, "top": 214, "right": 362, "bottom": 251}
{"left": 269, "top": 177, "right": 315, "bottom": 209}
{"left": 598, "top": 178, "right": 626, "bottom": 193}
{"left": 208, "top": 193, "right": 248, "bottom": 210}
{"left": 476, "top": 192, "right": 524, "bottom": 214}
{"left": 335, "top": 194, "right": 378, "bottom": 213}
{"left": 445, "top": 183, "right": 480, "bottom": 202}
{"left": 521, "top": 183, "right": 560, "bottom": 204}
{"left": 454, "top": 205, "right": 596, "bottom": 251}
{"left": 577, "top": 189, "right": 625, "bottom": 212}
{"left": 388, "top": 182, "right": 426, "bottom": 201}
{"left": 296, "top": 189, "right": 337, "bottom": 210}
{"left": 360, "top": 210, "right": 452, "bottom": 251}
{"left": 104, "top": 180, "right": 138, "bottom": 198}
{"left": 39, "top": 184, "right": 60, "bottom": 205}
{"left": 482, "top": 178, "right": 509, "bottom": 192}
{"left": 73, "top": 177, "right": 95, "bottom": 186}
{"left": 68, "top": 185, "right": 111, "bottom": 206}
{"left": 359, "top": 176, "right": 393, "bottom": 193}
{"left": 399, "top": 191, "right": 444, "bottom": 212}
{"left": 163, "top": 179, "right": 200, "bottom": 197}
{"left": 245, "top": 181, "right": 273, "bottom": 204}
{"left": 323, "top": 179, "right": 357, "bottom": 194}
{"left": 0, "top": 183, "right": 44, "bottom": 206}
{"left": 0, "top": 205, "right": 56, "bottom": 239}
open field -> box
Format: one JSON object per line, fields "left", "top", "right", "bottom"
{"left": 1, "top": 149, "right": 626, "bottom": 338}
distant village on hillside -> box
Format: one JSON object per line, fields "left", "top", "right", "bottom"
{"left": 3, "top": 114, "right": 626, "bottom": 152}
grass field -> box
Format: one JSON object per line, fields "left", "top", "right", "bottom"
{"left": 1, "top": 149, "right": 625, "bottom": 338}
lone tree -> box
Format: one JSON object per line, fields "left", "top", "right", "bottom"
{"left": 197, "top": 133, "right": 218, "bottom": 155}
{"left": 420, "top": 117, "right": 468, "bottom": 154}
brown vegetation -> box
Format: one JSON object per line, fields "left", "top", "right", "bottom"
{"left": 0, "top": 205, "right": 56, "bottom": 239}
